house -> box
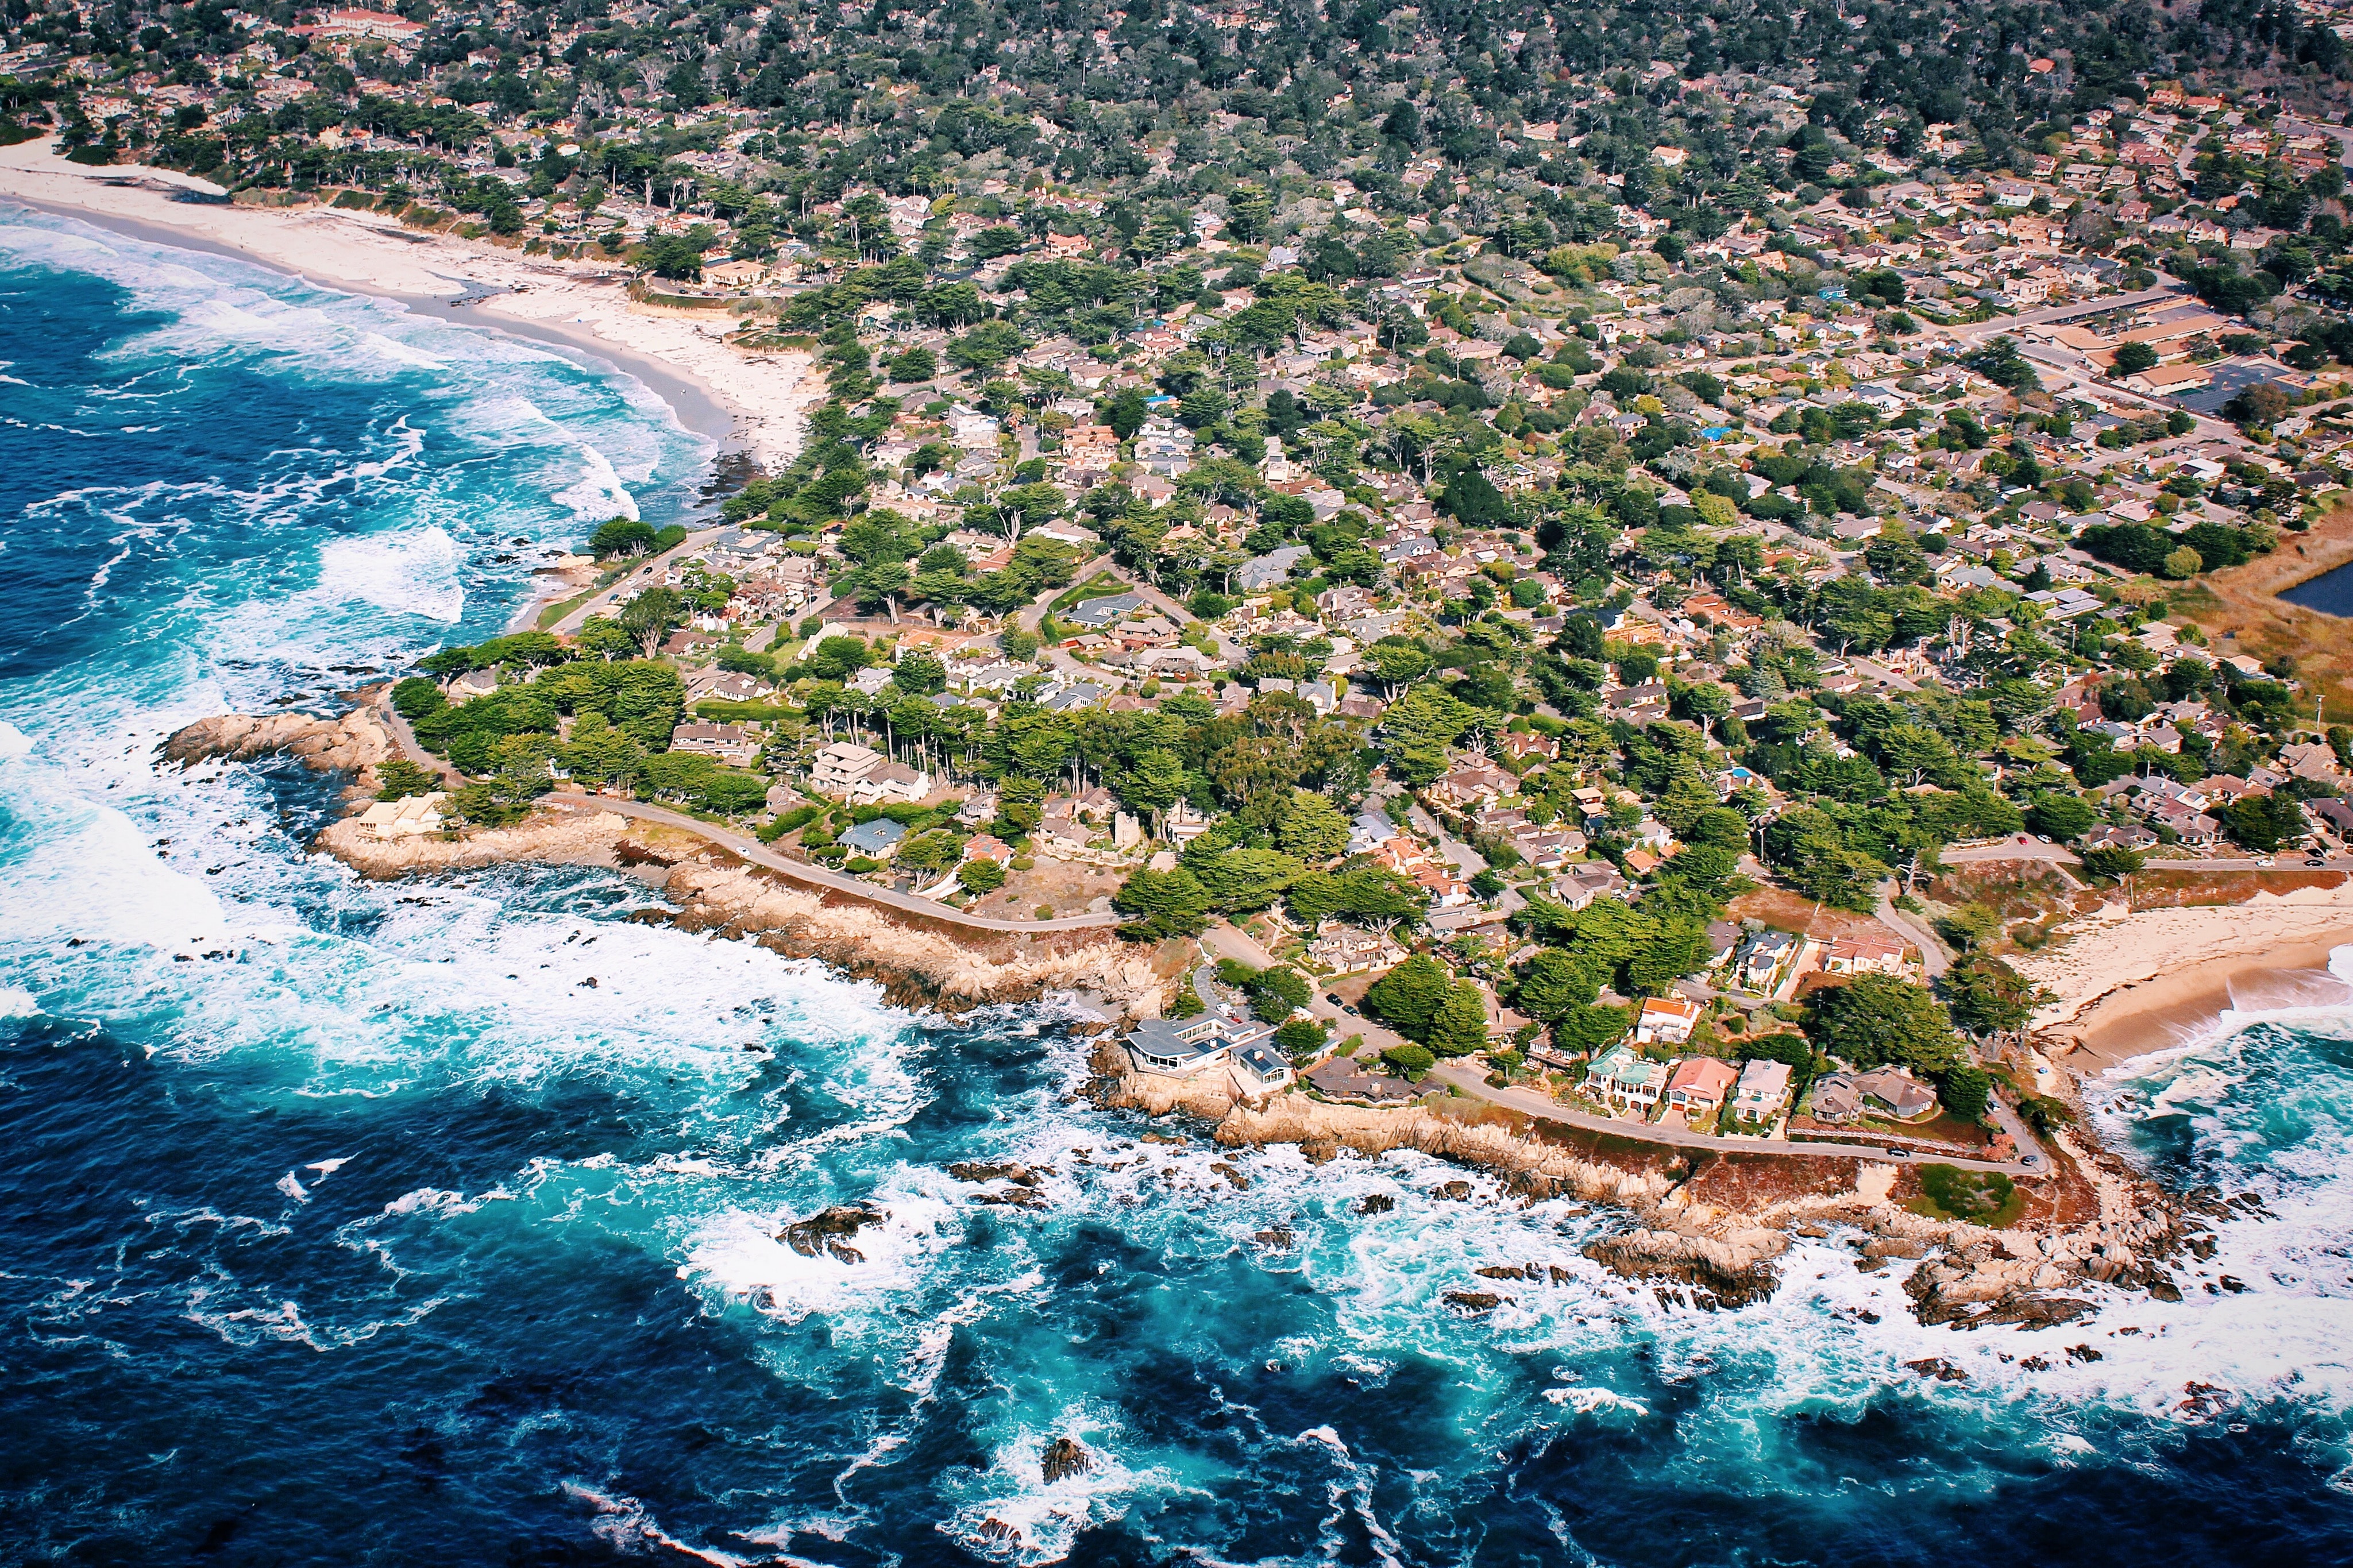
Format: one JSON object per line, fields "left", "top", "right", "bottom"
{"left": 809, "top": 740, "right": 932, "bottom": 803}
{"left": 1853, "top": 1065, "right": 1937, "bottom": 1120}
{"left": 442, "top": 668, "right": 499, "bottom": 704}
{"left": 1124, "top": 1013, "right": 1229, "bottom": 1075}
{"left": 1809, "top": 1071, "right": 1864, "bottom": 1123}
{"left": 1736, "top": 930, "right": 1796, "bottom": 990}
{"left": 1733, "top": 1058, "right": 1792, "bottom": 1124}
{"left": 1819, "top": 932, "right": 1909, "bottom": 976}
{"left": 1633, "top": 995, "right": 1702, "bottom": 1045}
{"left": 2082, "top": 822, "right": 2159, "bottom": 853}
{"left": 1063, "top": 593, "right": 1148, "bottom": 631}
{"left": 1665, "top": 1056, "right": 1738, "bottom": 1120}
{"left": 1428, "top": 759, "right": 1514, "bottom": 810}
{"left": 1125, "top": 1011, "right": 1286, "bottom": 1091}
{"left": 1584, "top": 1044, "right": 1664, "bottom": 1113}
{"left": 837, "top": 818, "right": 909, "bottom": 860}
{"left": 1234, "top": 545, "right": 1310, "bottom": 591}
{"left": 357, "top": 791, "right": 447, "bottom": 840}
{"left": 1306, "top": 924, "right": 1406, "bottom": 975}
{"left": 670, "top": 723, "right": 762, "bottom": 767}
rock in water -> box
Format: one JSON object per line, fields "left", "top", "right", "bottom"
{"left": 779, "top": 1203, "right": 885, "bottom": 1262}
{"left": 1041, "top": 1437, "right": 1090, "bottom": 1484}
{"left": 1356, "top": 1192, "right": 1395, "bottom": 1215}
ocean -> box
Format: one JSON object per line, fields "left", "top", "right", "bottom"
{"left": 3, "top": 203, "right": 2353, "bottom": 1567}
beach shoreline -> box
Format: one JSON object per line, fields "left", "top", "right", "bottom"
{"left": 2018, "top": 894, "right": 2353, "bottom": 1076}
{"left": 0, "top": 141, "right": 816, "bottom": 473}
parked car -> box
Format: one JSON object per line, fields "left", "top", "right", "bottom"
{"left": 1885, "top": 1146, "right": 1911, "bottom": 1158}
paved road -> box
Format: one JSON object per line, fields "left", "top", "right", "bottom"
{"left": 548, "top": 523, "right": 730, "bottom": 635}
{"left": 375, "top": 694, "right": 465, "bottom": 788}
{"left": 539, "top": 792, "right": 1124, "bottom": 932}
{"left": 1941, "top": 285, "right": 2185, "bottom": 343}
{"left": 1428, "top": 1059, "right": 2039, "bottom": 1175}
{"left": 1875, "top": 896, "right": 1950, "bottom": 978}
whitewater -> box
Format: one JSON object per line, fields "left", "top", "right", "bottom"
{"left": 2, "top": 204, "right": 2352, "bottom": 1565}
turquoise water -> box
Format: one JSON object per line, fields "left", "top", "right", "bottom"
{"left": 3, "top": 203, "right": 2353, "bottom": 1565}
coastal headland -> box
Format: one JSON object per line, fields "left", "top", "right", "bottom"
{"left": 157, "top": 697, "right": 2225, "bottom": 1338}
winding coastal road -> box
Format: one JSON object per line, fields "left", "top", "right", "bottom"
{"left": 537, "top": 791, "right": 1124, "bottom": 932}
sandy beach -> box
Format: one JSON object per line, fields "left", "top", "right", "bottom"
{"left": 0, "top": 141, "right": 816, "bottom": 471}
{"left": 2017, "top": 886, "right": 2353, "bottom": 1074}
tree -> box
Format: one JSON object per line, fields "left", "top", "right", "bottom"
{"left": 1364, "top": 953, "right": 1454, "bottom": 1040}
{"left": 2111, "top": 340, "right": 2160, "bottom": 376}
{"left": 1807, "top": 973, "right": 1962, "bottom": 1075}
{"left": 2078, "top": 845, "right": 2144, "bottom": 883}
{"left": 1274, "top": 790, "right": 1350, "bottom": 861}
{"left": 1513, "top": 948, "right": 1602, "bottom": 1021}
{"left": 958, "top": 857, "right": 1008, "bottom": 895}
{"left": 1426, "top": 981, "right": 1492, "bottom": 1057}
{"left": 1937, "top": 1064, "right": 1991, "bottom": 1122}
{"left": 2224, "top": 793, "right": 2306, "bottom": 853}
{"left": 2026, "top": 792, "right": 2096, "bottom": 840}
{"left": 1112, "top": 867, "right": 1211, "bottom": 939}
{"left": 589, "top": 516, "right": 658, "bottom": 558}
{"left": 1382, "top": 1042, "right": 1436, "bottom": 1081}
{"left": 619, "top": 587, "right": 684, "bottom": 659}
{"left": 1244, "top": 965, "right": 1313, "bottom": 1023}
{"left": 1274, "top": 1017, "right": 1327, "bottom": 1063}
{"left": 375, "top": 759, "right": 439, "bottom": 800}
{"left": 1942, "top": 953, "right": 2045, "bottom": 1039}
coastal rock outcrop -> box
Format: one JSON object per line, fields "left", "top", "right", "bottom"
{"left": 779, "top": 1203, "right": 885, "bottom": 1264}
{"left": 657, "top": 858, "right": 1181, "bottom": 1012}
{"left": 1582, "top": 1228, "right": 1790, "bottom": 1310}
{"left": 1040, "top": 1438, "right": 1090, "bottom": 1484}
{"left": 163, "top": 706, "right": 396, "bottom": 777}
{"left": 314, "top": 808, "right": 633, "bottom": 875}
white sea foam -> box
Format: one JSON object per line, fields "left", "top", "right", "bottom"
{"left": 553, "top": 441, "right": 640, "bottom": 520}
{"left": 314, "top": 526, "right": 465, "bottom": 623}
{"left": 0, "top": 987, "right": 39, "bottom": 1018}
{"left": 562, "top": 1484, "right": 753, "bottom": 1567}
{"left": 0, "top": 723, "right": 30, "bottom": 761}
{"left": 362, "top": 331, "right": 446, "bottom": 369}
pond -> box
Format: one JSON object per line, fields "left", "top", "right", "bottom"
{"left": 2278, "top": 559, "right": 2353, "bottom": 617}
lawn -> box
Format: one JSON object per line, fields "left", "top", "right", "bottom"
{"left": 535, "top": 586, "right": 600, "bottom": 628}
{"left": 1048, "top": 573, "right": 1136, "bottom": 615}
{"left": 1906, "top": 1163, "right": 2023, "bottom": 1228}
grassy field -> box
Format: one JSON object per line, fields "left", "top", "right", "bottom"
{"left": 1905, "top": 1162, "right": 2024, "bottom": 1228}
{"left": 2171, "top": 495, "right": 2353, "bottom": 717}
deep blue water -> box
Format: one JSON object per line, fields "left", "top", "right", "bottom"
{"left": 5, "top": 204, "right": 2353, "bottom": 1567}
{"left": 2279, "top": 560, "right": 2353, "bottom": 618}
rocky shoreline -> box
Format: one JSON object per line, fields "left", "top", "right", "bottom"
{"left": 164, "top": 707, "right": 1186, "bottom": 1015}
{"left": 1095, "top": 1044, "right": 2194, "bottom": 1335}
{"left": 166, "top": 704, "right": 2202, "bottom": 1335}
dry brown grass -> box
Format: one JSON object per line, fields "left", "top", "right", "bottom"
{"left": 964, "top": 858, "right": 1127, "bottom": 921}
{"left": 2174, "top": 495, "right": 2353, "bottom": 716}
{"left": 2121, "top": 866, "right": 2351, "bottom": 908}
{"left": 1725, "top": 886, "right": 1887, "bottom": 941}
